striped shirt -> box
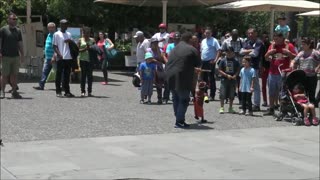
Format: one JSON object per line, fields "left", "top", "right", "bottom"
{"left": 45, "top": 33, "right": 54, "bottom": 61}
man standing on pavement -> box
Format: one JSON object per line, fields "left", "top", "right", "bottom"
{"left": 53, "top": 19, "right": 75, "bottom": 97}
{"left": 200, "top": 27, "right": 221, "bottom": 101}
{"left": 33, "top": 22, "right": 56, "bottom": 90}
{"left": 240, "top": 28, "right": 264, "bottom": 111}
{"left": 135, "top": 31, "right": 150, "bottom": 68}
{"left": 221, "top": 29, "right": 244, "bottom": 103}
{"left": 0, "top": 12, "right": 24, "bottom": 99}
{"left": 165, "top": 32, "right": 201, "bottom": 128}
{"left": 152, "top": 23, "right": 169, "bottom": 49}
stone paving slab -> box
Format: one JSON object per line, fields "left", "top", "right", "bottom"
{"left": 1, "top": 126, "right": 319, "bottom": 179}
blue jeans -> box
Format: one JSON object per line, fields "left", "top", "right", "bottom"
{"left": 172, "top": 90, "right": 190, "bottom": 123}
{"left": 252, "top": 69, "right": 261, "bottom": 106}
{"left": 39, "top": 60, "right": 52, "bottom": 88}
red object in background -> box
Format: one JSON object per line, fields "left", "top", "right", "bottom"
{"left": 194, "top": 89, "right": 205, "bottom": 120}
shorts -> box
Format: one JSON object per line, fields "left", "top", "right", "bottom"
{"left": 220, "top": 79, "right": 236, "bottom": 100}
{"left": 268, "top": 74, "right": 281, "bottom": 97}
{"left": 1, "top": 56, "right": 20, "bottom": 76}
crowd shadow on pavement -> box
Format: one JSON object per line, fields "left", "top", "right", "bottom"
{"left": 186, "top": 123, "right": 215, "bottom": 130}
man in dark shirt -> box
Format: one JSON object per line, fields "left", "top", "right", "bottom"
{"left": 0, "top": 12, "right": 24, "bottom": 99}
{"left": 261, "top": 32, "right": 271, "bottom": 107}
{"left": 165, "top": 32, "right": 201, "bottom": 128}
{"left": 240, "top": 28, "right": 263, "bottom": 111}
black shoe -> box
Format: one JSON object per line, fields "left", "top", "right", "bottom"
{"left": 194, "top": 116, "right": 199, "bottom": 120}
{"left": 33, "top": 86, "right": 44, "bottom": 90}
{"left": 88, "top": 93, "right": 93, "bottom": 97}
{"left": 200, "top": 119, "right": 207, "bottom": 123}
{"left": 182, "top": 122, "right": 190, "bottom": 128}
{"left": 252, "top": 105, "right": 260, "bottom": 112}
{"left": 263, "top": 108, "right": 274, "bottom": 116}
{"left": 157, "top": 99, "right": 163, "bottom": 104}
{"left": 64, "top": 93, "right": 75, "bottom": 97}
{"left": 11, "top": 91, "right": 22, "bottom": 99}
{"left": 174, "top": 123, "right": 184, "bottom": 128}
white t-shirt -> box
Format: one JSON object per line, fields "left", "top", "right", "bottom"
{"left": 152, "top": 32, "right": 169, "bottom": 48}
{"left": 136, "top": 39, "right": 150, "bottom": 63}
{"left": 52, "top": 30, "right": 72, "bottom": 60}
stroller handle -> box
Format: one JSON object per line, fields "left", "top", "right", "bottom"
{"left": 278, "top": 64, "right": 292, "bottom": 74}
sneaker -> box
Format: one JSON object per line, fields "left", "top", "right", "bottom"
{"left": 101, "top": 81, "right": 108, "bottom": 85}
{"left": 304, "top": 117, "right": 311, "bottom": 126}
{"left": 140, "top": 99, "right": 144, "bottom": 104}
{"left": 64, "top": 93, "right": 75, "bottom": 97}
{"left": 88, "top": 93, "right": 93, "bottom": 97}
{"left": 11, "top": 91, "right": 22, "bottom": 99}
{"left": 252, "top": 105, "right": 260, "bottom": 112}
{"left": 182, "top": 122, "right": 190, "bottom": 128}
{"left": 312, "top": 117, "right": 319, "bottom": 126}
{"left": 245, "top": 111, "right": 253, "bottom": 116}
{"left": 263, "top": 108, "right": 274, "bottom": 116}
{"left": 239, "top": 110, "right": 245, "bottom": 115}
{"left": 194, "top": 116, "right": 199, "bottom": 120}
{"left": 262, "top": 102, "right": 268, "bottom": 107}
{"left": 33, "top": 86, "right": 44, "bottom": 90}
{"left": 174, "top": 122, "right": 184, "bottom": 128}
{"left": 0, "top": 91, "right": 5, "bottom": 99}
{"left": 204, "top": 96, "right": 209, "bottom": 103}
{"left": 228, "top": 107, "right": 236, "bottom": 114}
{"left": 157, "top": 99, "right": 163, "bottom": 104}
{"left": 81, "top": 93, "right": 85, "bottom": 97}
{"left": 56, "top": 93, "right": 62, "bottom": 97}
{"left": 219, "top": 107, "right": 224, "bottom": 114}
{"left": 147, "top": 101, "right": 151, "bottom": 105}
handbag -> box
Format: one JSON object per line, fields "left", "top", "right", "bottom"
{"left": 104, "top": 39, "right": 118, "bottom": 60}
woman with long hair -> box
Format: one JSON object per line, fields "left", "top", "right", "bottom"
{"left": 96, "top": 31, "right": 114, "bottom": 85}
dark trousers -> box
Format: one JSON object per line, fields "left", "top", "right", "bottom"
{"left": 172, "top": 90, "right": 190, "bottom": 123}
{"left": 305, "top": 75, "right": 317, "bottom": 104}
{"left": 163, "top": 81, "right": 170, "bottom": 100}
{"left": 56, "top": 60, "right": 72, "bottom": 94}
{"left": 80, "top": 60, "right": 93, "bottom": 94}
{"left": 101, "top": 59, "right": 108, "bottom": 82}
{"left": 241, "top": 92, "right": 252, "bottom": 112}
{"left": 201, "top": 61, "right": 216, "bottom": 98}
{"left": 39, "top": 60, "right": 52, "bottom": 88}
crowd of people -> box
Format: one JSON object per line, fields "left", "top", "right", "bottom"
{"left": 1, "top": 12, "right": 320, "bottom": 128}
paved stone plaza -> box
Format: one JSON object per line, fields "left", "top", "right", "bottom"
{"left": 1, "top": 71, "right": 319, "bottom": 179}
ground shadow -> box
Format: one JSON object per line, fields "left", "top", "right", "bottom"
{"left": 184, "top": 123, "right": 214, "bottom": 130}
{"left": 5, "top": 97, "right": 34, "bottom": 100}
{"left": 112, "top": 72, "right": 135, "bottom": 77}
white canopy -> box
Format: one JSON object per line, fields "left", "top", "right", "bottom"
{"left": 297, "top": 10, "right": 320, "bottom": 17}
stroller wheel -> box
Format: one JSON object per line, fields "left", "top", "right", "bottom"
{"left": 292, "top": 117, "right": 302, "bottom": 126}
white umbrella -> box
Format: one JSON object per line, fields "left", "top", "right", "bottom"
{"left": 94, "top": 0, "right": 235, "bottom": 24}
{"left": 297, "top": 10, "right": 320, "bottom": 17}
{"left": 210, "top": 0, "right": 320, "bottom": 37}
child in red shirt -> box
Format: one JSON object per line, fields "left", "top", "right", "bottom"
{"left": 292, "top": 84, "right": 319, "bottom": 126}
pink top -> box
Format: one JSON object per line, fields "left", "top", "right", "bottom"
{"left": 97, "top": 39, "right": 105, "bottom": 60}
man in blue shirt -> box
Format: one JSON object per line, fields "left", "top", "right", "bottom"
{"left": 33, "top": 22, "right": 56, "bottom": 90}
{"left": 200, "top": 27, "right": 221, "bottom": 101}
{"left": 240, "top": 28, "right": 264, "bottom": 111}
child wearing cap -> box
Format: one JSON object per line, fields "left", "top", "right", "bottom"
{"left": 139, "top": 52, "right": 156, "bottom": 104}
{"left": 218, "top": 46, "right": 240, "bottom": 114}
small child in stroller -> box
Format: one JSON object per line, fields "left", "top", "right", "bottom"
{"left": 292, "top": 84, "right": 319, "bottom": 126}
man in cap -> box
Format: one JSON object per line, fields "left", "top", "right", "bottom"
{"left": 134, "top": 31, "right": 150, "bottom": 68}
{"left": 52, "top": 19, "right": 75, "bottom": 97}
{"left": 152, "top": 23, "right": 169, "bottom": 49}
{"left": 166, "top": 32, "right": 181, "bottom": 56}
{"left": 0, "top": 12, "right": 24, "bottom": 99}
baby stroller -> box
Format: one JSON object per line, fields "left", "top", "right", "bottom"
{"left": 274, "top": 65, "right": 307, "bottom": 126}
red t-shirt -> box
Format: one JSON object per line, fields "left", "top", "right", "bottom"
{"left": 97, "top": 39, "right": 105, "bottom": 60}
{"left": 268, "top": 43, "right": 296, "bottom": 75}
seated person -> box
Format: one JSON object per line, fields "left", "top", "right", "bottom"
{"left": 292, "top": 83, "right": 319, "bottom": 126}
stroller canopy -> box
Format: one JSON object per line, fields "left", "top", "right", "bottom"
{"left": 285, "top": 70, "right": 307, "bottom": 91}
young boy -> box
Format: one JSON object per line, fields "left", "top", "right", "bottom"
{"left": 239, "top": 56, "right": 255, "bottom": 116}
{"left": 275, "top": 16, "right": 290, "bottom": 41}
{"left": 218, "top": 46, "right": 240, "bottom": 114}
{"left": 139, "top": 52, "right": 156, "bottom": 104}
